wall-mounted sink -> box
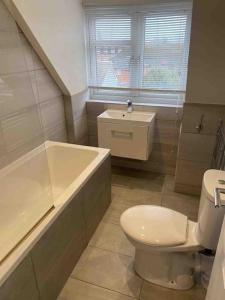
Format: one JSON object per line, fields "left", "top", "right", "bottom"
{"left": 98, "top": 110, "right": 155, "bottom": 126}
{"left": 98, "top": 110, "right": 156, "bottom": 161}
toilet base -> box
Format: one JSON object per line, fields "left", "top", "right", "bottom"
{"left": 134, "top": 249, "right": 195, "bottom": 290}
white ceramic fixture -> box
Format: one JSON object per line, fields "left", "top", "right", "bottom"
{"left": 97, "top": 110, "right": 155, "bottom": 160}
{"left": 206, "top": 217, "right": 225, "bottom": 300}
{"left": 0, "top": 141, "right": 109, "bottom": 286}
{"left": 120, "top": 169, "right": 225, "bottom": 290}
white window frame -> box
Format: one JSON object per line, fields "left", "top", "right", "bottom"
{"left": 86, "top": 3, "right": 192, "bottom": 106}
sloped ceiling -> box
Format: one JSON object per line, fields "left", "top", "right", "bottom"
{"left": 5, "top": 0, "right": 87, "bottom": 96}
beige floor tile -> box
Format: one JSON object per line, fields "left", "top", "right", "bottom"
{"left": 162, "top": 175, "right": 200, "bottom": 221}
{"left": 61, "top": 171, "right": 204, "bottom": 300}
{"left": 72, "top": 246, "right": 143, "bottom": 298}
{"left": 162, "top": 194, "right": 199, "bottom": 221}
{"left": 140, "top": 281, "right": 206, "bottom": 300}
{"left": 162, "top": 175, "right": 176, "bottom": 195}
{"left": 112, "top": 185, "right": 127, "bottom": 200}
{"left": 113, "top": 186, "right": 162, "bottom": 206}
{"left": 89, "top": 222, "right": 135, "bottom": 257}
{"left": 112, "top": 167, "right": 164, "bottom": 192}
{"left": 105, "top": 186, "right": 162, "bottom": 225}
{"left": 102, "top": 200, "right": 130, "bottom": 225}
{"left": 58, "top": 278, "right": 135, "bottom": 300}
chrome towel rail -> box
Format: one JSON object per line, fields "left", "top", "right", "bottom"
{"left": 214, "top": 187, "right": 225, "bottom": 208}
{"left": 212, "top": 121, "right": 225, "bottom": 170}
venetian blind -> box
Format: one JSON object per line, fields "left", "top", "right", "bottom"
{"left": 86, "top": 2, "right": 192, "bottom": 104}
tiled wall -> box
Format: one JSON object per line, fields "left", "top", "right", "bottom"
{"left": 0, "top": 2, "right": 67, "bottom": 169}
{"left": 64, "top": 90, "right": 89, "bottom": 145}
{"left": 87, "top": 101, "right": 182, "bottom": 175}
{"left": 174, "top": 0, "right": 225, "bottom": 195}
{"left": 175, "top": 103, "right": 225, "bottom": 195}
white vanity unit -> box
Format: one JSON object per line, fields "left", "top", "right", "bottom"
{"left": 97, "top": 110, "right": 155, "bottom": 161}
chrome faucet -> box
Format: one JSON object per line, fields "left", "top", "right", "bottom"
{"left": 126, "top": 99, "right": 133, "bottom": 113}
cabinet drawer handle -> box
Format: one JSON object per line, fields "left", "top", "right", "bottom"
{"left": 111, "top": 130, "right": 133, "bottom": 139}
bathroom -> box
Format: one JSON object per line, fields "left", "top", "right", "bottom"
{"left": 0, "top": 0, "right": 225, "bottom": 299}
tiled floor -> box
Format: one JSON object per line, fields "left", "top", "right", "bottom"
{"left": 58, "top": 167, "right": 206, "bottom": 300}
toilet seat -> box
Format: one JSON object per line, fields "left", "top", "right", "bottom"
{"left": 120, "top": 205, "right": 188, "bottom": 247}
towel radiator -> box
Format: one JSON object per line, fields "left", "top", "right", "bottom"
{"left": 212, "top": 121, "right": 225, "bottom": 170}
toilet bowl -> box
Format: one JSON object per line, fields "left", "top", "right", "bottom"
{"left": 120, "top": 170, "right": 225, "bottom": 290}
{"left": 121, "top": 205, "right": 201, "bottom": 290}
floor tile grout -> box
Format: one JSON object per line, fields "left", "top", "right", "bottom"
{"left": 86, "top": 244, "right": 134, "bottom": 258}
{"left": 70, "top": 276, "right": 139, "bottom": 299}
{"left": 59, "top": 171, "right": 203, "bottom": 299}
{"left": 138, "top": 279, "right": 145, "bottom": 300}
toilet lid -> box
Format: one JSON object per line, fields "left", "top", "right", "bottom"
{"left": 120, "top": 205, "right": 188, "bottom": 247}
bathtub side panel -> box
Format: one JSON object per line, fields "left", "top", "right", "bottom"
{"left": 0, "top": 255, "right": 39, "bottom": 300}
{"left": 83, "top": 156, "right": 111, "bottom": 241}
{"left": 31, "top": 190, "right": 86, "bottom": 300}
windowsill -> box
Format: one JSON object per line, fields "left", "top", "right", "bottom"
{"left": 87, "top": 99, "right": 183, "bottom": 109}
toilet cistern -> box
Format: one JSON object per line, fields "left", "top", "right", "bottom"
{"left": 126, "top": 99, "right": 133, "bottom": 113}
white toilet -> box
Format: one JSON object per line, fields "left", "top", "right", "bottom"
{"left": 120, "top": 170, "right": 225, "bottom": 290}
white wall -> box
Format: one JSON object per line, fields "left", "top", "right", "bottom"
{"left": 7, "top": 0, "right": 87, "bottom": 96}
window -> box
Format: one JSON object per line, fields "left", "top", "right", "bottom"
{"left": 86, "top": 2, "right": 192, "bottom": 105}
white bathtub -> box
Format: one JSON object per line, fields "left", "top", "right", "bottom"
{"left": 0, "top": 141, "right": 110, "bottom": 285}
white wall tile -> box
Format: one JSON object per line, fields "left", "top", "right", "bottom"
{"left": 175, "top": 102, "right": 225, "bottom": 194}
{"left": 0, "top": 31, "right": 27, "bottom": 74}
{"left": 18, "top": 32, "right": 35, "bottom": 71}
{"left": 0, "top": 2, "right": 17, "bottom": 32}
{"left": 175, "top": 159, "right": 210, "bottom": 189}
{"left": 35, "top": 69, "right": 62, "bottom": 102}
{"left": 0, "top": 2, "right": 68, "bottom": 169}
{"left": 74, "top": 114, "right": 88, "bottom": 142}
{"left": 72, "top": 89, "right": 89, "bottom": 119}
{"left": 0, "top": 72, "right": 37, "bottom": 117}
{"left": 19, "top": 33, "right": 45, "bottom": 72}
{"left": 178, "top": 133, "right": 216, "bottom": 163}
{"left": 1, "top": 108, "right": 43, "bottom": 152}
{"left": 7, "top": 136, "right": 44, "bottom": 162}
{"left": 182, "top": 103, "right": 225, "bottom": 135}
{"left": 44, "top": 123, "right": 67, "bottom": 142}
{"left": 39, "top": 96, "right": 65, "bottom": 130}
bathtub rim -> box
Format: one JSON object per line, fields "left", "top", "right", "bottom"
{"left": 0, "top": 141, "right": 110, "bottom": 287}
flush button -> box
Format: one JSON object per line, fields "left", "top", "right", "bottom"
{"left": 218, "top": 180, "right": 225, "bottom": 185}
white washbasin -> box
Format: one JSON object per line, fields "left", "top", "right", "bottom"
{"left": 98, "top": 110, "right": 155, "bottom": 126}
{"left": 98, "top": 109, "right": 156, "bottom": 161}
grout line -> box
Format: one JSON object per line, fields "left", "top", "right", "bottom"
{"left": 70, "top": 277, "right": 138, "bottom": 299}
{"left": 86, "top": 244, "right": 135, "bottom": 259}
{"left": 87, "top": 243, "right": 134, "bottom": 258}
{"left": 138, "top": 279, "right": 145, "bottom": 300}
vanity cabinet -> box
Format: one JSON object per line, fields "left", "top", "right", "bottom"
{"left": 98, "top": 110, "right": 155, "bottom": 160}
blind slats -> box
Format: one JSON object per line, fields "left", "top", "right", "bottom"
{"left": 86, "top": 2, "right": 192, "bottom": 104}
